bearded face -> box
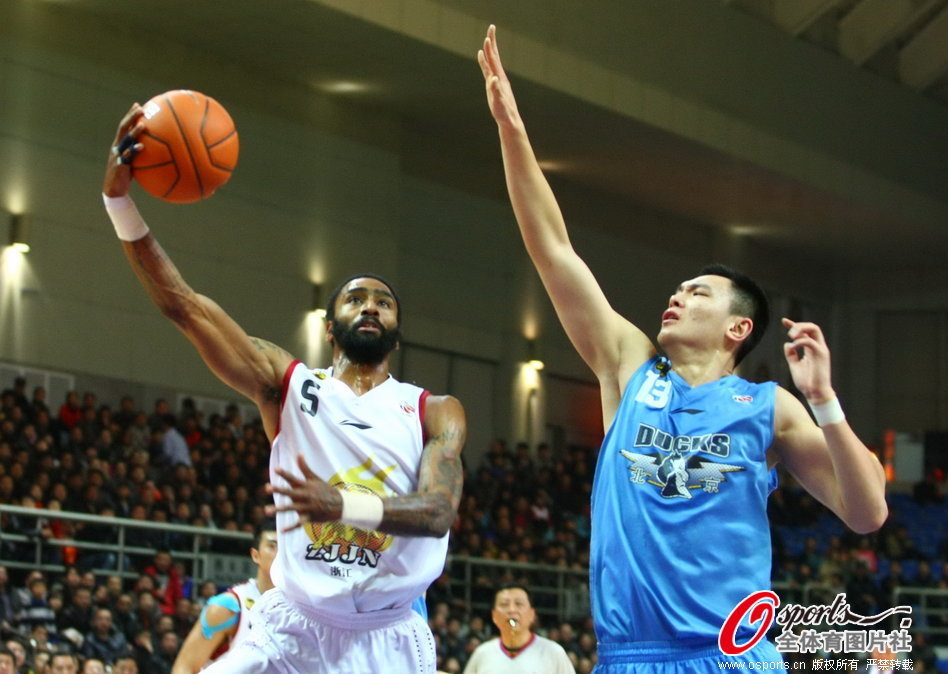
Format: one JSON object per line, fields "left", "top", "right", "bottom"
{"left": 331, "top": 314, "right": 400, "bottom": 366}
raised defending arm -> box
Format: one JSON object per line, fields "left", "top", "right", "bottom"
{"left": 478, "top": 25, "right": 654, "bottom": 384}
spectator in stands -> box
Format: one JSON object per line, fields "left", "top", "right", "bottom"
{"left": 154, "top": 631, "right": 180, "bottom": 674}
{"left": 877, "top": 559, "right": 906, "bottom": 606}
{"left": 881, "top": 524, "right": 922, "bottom": 561}
{"left": 142, "top": 552, "right": 182, "bottom": 616}
{"left": 49, "top": 652, "right": 81, "bottom": 674}
{"left": 27, "top": 623, "right": 54, "bottom": 657}
{"left": 82, "top": 607, "right": 130, "bottom": 665}
{"left": 0, "top": 567, "right": 15, "bottom": 635}
{"left": 155, "top": 418, "right": 190, "bottom": 470}
{"left": 131, "top": 628, "right": 163, "bottom": 674}
{"left": 30, "top": 385, "right": 49, "bottom": 418}
{"left": 851, "top": 536, "right": 879, "bottom": 574}
{"left": 147, "top": 400, "right": 173, "bottom": 434}
{"left": 112, "top": 593, "right": 141, "bottom": 642}
{"left": 82, "top": 657, "right": 107, "bottom": 674}
{"left": 57, "top": 392, "right": 83, "bottom": 432}
{"left": 846, "top": 560, "right": 879, "bottom": 616}
{"left": 113, "top": 655, "right": 140, "bottom": 674}
{"left": 57, "top": 586, "right": 94, "bottom": 636}
{"left": 2, "top": 640, "right": 27, "bottom": 674}
{"left": 914, "top": 560, "right": 936, "bottom": 588}
{"left": 134, "top": 591, "right": 161, "bottom": 635}
{"left": 0, "top": 647, "right": 14, "bottom": 674}
{"left": 127, "top": 413, "right": 151, "bottom": 454}
{"left": 15, "top": 576, "right": 57, "bottom": 638}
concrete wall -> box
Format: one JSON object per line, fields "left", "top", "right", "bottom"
{"left": 1, "top": 0, "right": 945, "bottom": 471}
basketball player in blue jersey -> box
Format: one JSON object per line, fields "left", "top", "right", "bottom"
{"left": 102, "top": 105, "right": 466, "bottom": 674}
{"left": 479, "top": 26, "right": 887, "bottom": 672}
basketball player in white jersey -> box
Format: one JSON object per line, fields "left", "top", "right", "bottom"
{"left": 171, "top": 522, "right": 277, "bottom": 673}
{"left": 103, "top": 105, "right": 466, "bottom": 674}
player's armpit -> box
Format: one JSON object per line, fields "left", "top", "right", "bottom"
{"left": 171, "top": 600, "right": 238, "bottom": 674}
{"left": 379, "top": 395, "right": 466, "bottom": 538}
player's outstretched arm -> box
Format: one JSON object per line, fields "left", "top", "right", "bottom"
{"left": 103, "top": 105, "right": 292, "bottom": 436}
{"left": 267, "top": 395, "right": 465, "bottom": 537}
{"left": 171, "top": 598, "right": 238, "bottom": 674}
{"left": 771, "top": 319, "right": 887, "bottom": 534}
{"left": 478, "top": 25, "right": 653, "bottom": 381}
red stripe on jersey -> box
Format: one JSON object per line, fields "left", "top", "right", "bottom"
{"left": 418, "top": 390, "right": 431, "bottom": 445}
{"left": 274, "top": 360, "right": 301, "bottom": 439}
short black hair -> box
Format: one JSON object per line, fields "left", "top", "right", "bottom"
{"left": 494, "top": 584, "right": 532, "bottom": 606}
{"left": 253, "top": 517, "right": 277, "bottom": 550}
{"left": 325, "top": 274, "right": 402, "bottom": 326}
{"left": 700, "top": 264, "right": 770, "bottom": 366}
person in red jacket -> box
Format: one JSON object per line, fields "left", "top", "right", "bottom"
{"left": 142, "top": 551, "right": 183, "bottom": 616}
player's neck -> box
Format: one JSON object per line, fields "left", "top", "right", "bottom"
{"left": 256, "top": 573, "right": 274, "bottom": 594}
{"left": 500, "top": 630, "right": 534, "bottom": 651}
{"left": 665, "top": 346, "right": 736, "bottom": 386}
{"left": 331, "top": 353, "right": 391, "bottom": 394}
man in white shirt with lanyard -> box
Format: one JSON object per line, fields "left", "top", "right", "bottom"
{"left": 103, "top": 105, "right": 466, "bottom": 674}
{"left": 464, "top": 586, "right": 574, "bottom": 674}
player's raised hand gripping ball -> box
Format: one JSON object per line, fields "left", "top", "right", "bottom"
{"left": 131, "top": 90, "right": 238, "bottom": 203}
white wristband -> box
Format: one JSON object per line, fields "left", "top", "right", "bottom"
{"left": 102, "top": 193, "right": 150, "bottom": 242}
{"left": 339, "top": 490, "right": 384, "bottom": 530}
{"left": 809, "top": 397, "right": 845, "bottom": 427}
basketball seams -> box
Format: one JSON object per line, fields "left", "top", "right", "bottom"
{"left": 134, "top": 133, "right": 180, "bottom": 197}
{"left": 165, "top": 92, "right": 206, "bottom": 199}
{"left": 201, "top": 100, "right": 237, "bottom": 172}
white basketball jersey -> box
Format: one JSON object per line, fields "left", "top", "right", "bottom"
{"left": 228, "top": 578, "right": 262, "bottom": 650}
{"left": 269, "top": 362, "right": 448, "bottom": 616}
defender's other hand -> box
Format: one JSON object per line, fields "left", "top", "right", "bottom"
{"left": 782, "top": 318, "right": 835, "bottom": 404}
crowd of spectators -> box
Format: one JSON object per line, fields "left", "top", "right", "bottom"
{"left": 0, "top": 376, "right": 946, "bottom": 672}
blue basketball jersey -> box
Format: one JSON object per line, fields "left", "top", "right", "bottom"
{"left": 591, "top": 356, "right": 778, "bottom": 645}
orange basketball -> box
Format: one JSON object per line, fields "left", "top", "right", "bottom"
{"left": 131, "top": 90, "right": 239, "bottom": 203}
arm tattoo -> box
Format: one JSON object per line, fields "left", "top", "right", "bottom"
{"left": 379, "top": 425, "right": 464, "bottom": 537}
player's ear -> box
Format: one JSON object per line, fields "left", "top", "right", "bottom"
{"left": 727, "top": 316, "right": 753, "bottom": 345}
{"left": 325, "top": 320, "right": 334, "bottom": 344}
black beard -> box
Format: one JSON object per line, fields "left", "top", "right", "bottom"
{"left": 331, "top": 317, "right": 400, "bottom": 366}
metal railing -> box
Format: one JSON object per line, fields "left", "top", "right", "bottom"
{"left": 2, "top": 505, "right": 944, "bottom": 633}
{"left": 446, "top": 555, "right": 589, "bottom": 623}
{"left": 0, "top": 504, "right": 253, "bottom": 584}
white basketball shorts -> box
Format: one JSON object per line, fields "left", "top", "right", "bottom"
{"left": 202, "top": 587, "right": 437, "bottom": 674}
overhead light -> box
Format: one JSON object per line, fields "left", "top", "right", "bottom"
{"left": 7, "top": 211, "right": 30, "bottom": 253}
{"left": 311, "top": 283, "right": 327, "bottom": 319}
{"left": 527, "top": 339, "right": 544, "bottom": 371}
{"left": 314, "top": 80, "right": 372, "bottom": 95}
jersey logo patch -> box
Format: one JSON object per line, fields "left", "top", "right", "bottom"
{"left": 732, "top": 394, "right": 754, "bottom": 404}
{"left": 400, "top": 401, "right": 415, "bottom": 414}
{"left": 302, "top": 456, "right": 396, "bottom": 569}
{"left": 620, "top": 449, "right": 744, "bottom": 499}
